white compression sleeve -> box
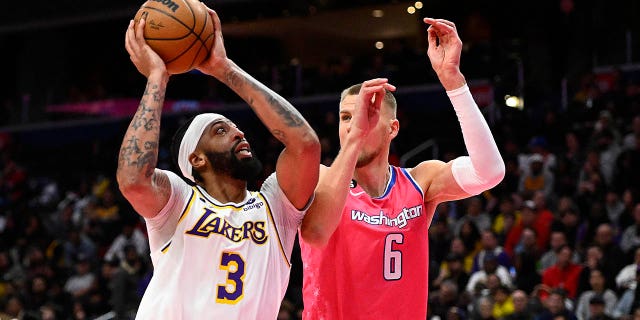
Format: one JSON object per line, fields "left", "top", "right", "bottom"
{"left": 448, "top": 84, "right": 505, "bottom": 195}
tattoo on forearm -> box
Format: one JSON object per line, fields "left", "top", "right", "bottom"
{"left": 131, "top": 83, "right": 162, "bottom": 131}
{"left": 118, "top": 81, "right": 163, "bottom": 176}
{"left": 226, "top": 69, "right": 243, "bottom": 88}
{"left": 224, "top": 68, "right": 305, "bottom": 128}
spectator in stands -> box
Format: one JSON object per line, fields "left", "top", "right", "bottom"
{"left": 467, "top": 252, "right": 513, "bottom": 295}
{"left": 535, "top": 289, "right": 577, "bottom": 320}
{"left": 519, "top": 153, "right": 555, "bottom": 199}
{"left": 575, "top": 269, "right": 618, "bottom": 320}
{"left": 541, "top": 245, "right": 582, "bottom": 300}
{"left": 587, "top": 294, "right": 615, "bottom": 320}
{"left": 616, "top": 247, "right": 640, "bottom": 291}
{"left": 540, "top": 231, "right": 577, "bottom": 272}
{"left": 514, "top": 227, "right": 541, "bottom": 294}
{"left": 604, "top": 191, "right": 626, "bottom": 229}
{"left": 622, "top": 115, "right": 640, "bottom": 151}
{"left": 593, "top": 223, "right": 626, "bottom": 278}
{"left": 429, "top": 280, "right": 462, "bottom": 320}
{"left": 504, "top": 290, "right": 535, "bottom": 320}
{"left": 492, "top": 285, "right": 515, "bottom": 319}
{"left": 620, "top": 204, "right": 640, "bottom": 256}
{"left": 109, "top": 245, "right": 144, "bottom": 319}
{"left": 434, "top": 252, "right": 470, "bottom": 294}
{"left": 63, "top": 256, "right": 96, "bottom": 299}
{"left": 613, "top": 266, "right": 640, "bottom": 319}
{"left": 505, "top": 200, "right": 549, "bottom": 257}
{"left": 103, "top": 220, "right": 148, "bottom": 263}
{"left": 492, "top": 195, "right": 520, "bottom": 242}
{"left": 472, "top": 229, "right": 512, "bottom": 273}
{"left": 455, "top": 196, "right": 491, "bottom": 238}
{"left": 62, "top": 228, "right": 96, "bottom": 268}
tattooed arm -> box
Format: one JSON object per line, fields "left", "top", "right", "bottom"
{"left": 117, "top": 19, "right": 172, "bottom": 218}
{"left": 198, "top": 9, "right": 319, "bottom": 209}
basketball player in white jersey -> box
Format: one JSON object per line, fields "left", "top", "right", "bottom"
{"left": 120, "top": 8, "right": 320, "bottom": 319}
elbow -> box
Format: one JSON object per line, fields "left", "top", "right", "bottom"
{"left": 490, "top": 158, "right": 506, "bottom": 186}
{"left": 302, "top": 130, "right": 321, "bottom": 154}
{"left": 294, "top": 129, "right": 321, "bottom": 159}
{"left": 116, "top": 173, "right": 149, "bottom": 199}
{"left": 482, "top": 158, "right": 506, "bottom": 190}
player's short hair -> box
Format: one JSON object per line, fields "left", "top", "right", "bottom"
{"left": 340, "top": 83, "right": 397, "bottom": 118}
{"left": 170, "top": 115, "right": 201, "bottom": 185}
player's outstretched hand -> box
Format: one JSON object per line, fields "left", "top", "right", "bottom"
{"left": 197, "top": 7, "right": 228, "bottom": 76}
{"left": 423, "top": 18, "right": 465, "bottom": 90}
{"left": 350, "top": 78, "right": 396, "bottom": 139}
{"left": 125, "top": 19, "right": 168, "bottom": 79}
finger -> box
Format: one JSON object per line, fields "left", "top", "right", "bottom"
{"left": 126, "top": 21, "right": 139, "bottom": 55}
{"left": 383, "top": 83, "right": 396, "bottom": 92}
{"left": 433, "top": 19, "right": 456, "bottom": 30}
{"left": 427, "top": 27, "right": 438, "bottom": 48}
{"left": 361, "top": 78, "right": 388, "bottom": 88}
{"left": 125, "top": 20, "right": 135, "bottom": 55}
{"left": 371, "top": 88, "right": 386, "bottom": 111}
{"left": 135, "top": 18, "right": 146, "bottom": 44}
{"left": 431, "top": 22, "right": 455, "bottom": 36}
{"left": 209, "top": 9, "right": 223, "bottom": 37}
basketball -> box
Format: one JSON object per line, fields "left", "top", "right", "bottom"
{"left": 133, "top": 0, "right": 214, "bottom": 74}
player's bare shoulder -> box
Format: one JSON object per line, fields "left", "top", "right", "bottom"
{"left": 408, "top": 160, "right": 449, "bottom": 182}
{"left": 407, "top": 160, "right": 454, "bottom": 195}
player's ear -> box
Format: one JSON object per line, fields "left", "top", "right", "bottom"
{"left": 389, "top": 119, "right": 399, "bottom": 139}
{"left": 189, "top": 152, "right": 206, "bottom": 170}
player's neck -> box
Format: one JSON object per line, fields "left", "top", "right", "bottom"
{"left": 354, "top": 160, "right": 391, "bottom": 198}
{"left": 200, "top": 175, "right": 248, "bottom": 203}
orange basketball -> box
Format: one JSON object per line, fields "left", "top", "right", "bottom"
{"left": 134, "top": 0, "right": 214, "bottom": 74}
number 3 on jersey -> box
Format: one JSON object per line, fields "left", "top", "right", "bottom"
{"left": 216, "top": 252, "right": 245, "bottom": 304}
{"left": 383, "top": 233, "right": 404, "bottom": 280}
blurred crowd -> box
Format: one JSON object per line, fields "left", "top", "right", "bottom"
{"left": 0, "top": 63, "right": 639, "bottom": 320}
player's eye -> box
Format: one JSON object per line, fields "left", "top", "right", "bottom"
{"left": 216, "top": 127, "right": 227, "bottom": 135}
{"left": 340, "top": 115, "right": 351, "bottom": 121}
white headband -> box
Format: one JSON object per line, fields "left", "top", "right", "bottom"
{"left": 178, "top": 113, "right": 225, "bottom": 183}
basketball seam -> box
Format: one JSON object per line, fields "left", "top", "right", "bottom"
{"left": 182, "top": 0, "right": 209, "bottom": 70}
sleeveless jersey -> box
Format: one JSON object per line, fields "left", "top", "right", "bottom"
{"left": 135, "top": 170, "right": 304, "bottom": 320}
{"left": 301, "top": 166, "right": 433, "bottom": 320}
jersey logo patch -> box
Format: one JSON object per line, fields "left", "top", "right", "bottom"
{"left": 350, "top": 204, "right": 422, "bottom": 228}
{"left": 185, "top": 208, "right": 268, "bottom": 244}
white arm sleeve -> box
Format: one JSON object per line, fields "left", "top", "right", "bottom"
{"left": 448, "top": 84, "right": 505, "bottom": 195}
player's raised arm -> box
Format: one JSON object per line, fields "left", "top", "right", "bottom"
{"left": 301, "top": 79, "right": 396, "bottom": 247}
{"left": 117, "top": 19, "right": 172, "bottom": 218}
{"left": 197, "top": 8, "right": 320, "bottom": 209}
{"left": 410, "top": 18, "right": 505, "bottom": 204}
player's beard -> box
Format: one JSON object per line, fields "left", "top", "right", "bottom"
{"left": 206, "top": 143, "right": 263, "bottom": 181}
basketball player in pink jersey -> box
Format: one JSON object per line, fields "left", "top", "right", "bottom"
{"left": 120, "top": 9, "right": 320, "bottom": 319}
{"left": 299, "top": 18, "right": 505, "bottom": 319}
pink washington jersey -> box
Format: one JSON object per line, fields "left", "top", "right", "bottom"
{"left": 300, "top": 166, "right": 434, "bottom": 320}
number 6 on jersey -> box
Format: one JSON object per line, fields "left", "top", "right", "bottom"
{"left": 383, "top": 233, "right": 404, "bottom": 280}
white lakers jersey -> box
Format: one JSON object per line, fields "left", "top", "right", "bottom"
{"left": 135, "top": 170, "right": 304, "bottom": 320}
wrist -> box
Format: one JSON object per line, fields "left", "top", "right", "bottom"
{"left": 437, "top": 69, "right": 466, "bottom": 91}
{"left": 149, "top": 70, "right": 170, "bottom": 84}
{"left": 206, "top": 58, "right": 233, "bottom": 79}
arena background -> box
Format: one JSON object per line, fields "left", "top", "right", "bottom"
{"left": 1, "top": 0, "right": 640, "bottom": 319}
